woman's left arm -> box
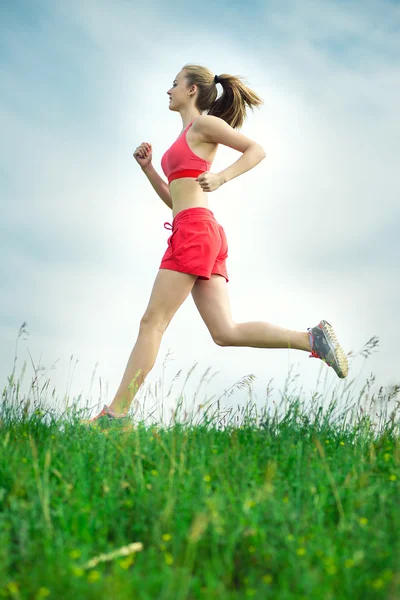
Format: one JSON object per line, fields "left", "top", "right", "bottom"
{"left": 195, "top": 115, "right": 266, "bottom": 192}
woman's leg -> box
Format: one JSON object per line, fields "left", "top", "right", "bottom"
{"left": 109, "top": 269, "right": 197, "bottom": 414}
{"left": 191, "top": 275, "right": 311, "bottom": 350}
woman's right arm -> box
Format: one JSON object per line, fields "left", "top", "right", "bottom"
{"left": 134, "top": 142, "right": 173, "bottom": 210}
{"left": 141, "top": 164, "right": 173, "bottom": 210}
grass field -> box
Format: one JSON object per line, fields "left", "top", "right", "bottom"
{"left": 0, "top": 334, "right": 399, "bottom": 599}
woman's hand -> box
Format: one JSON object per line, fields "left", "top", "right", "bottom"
{"left": 196, "top": 172, "right": 224, "bottom": 192}
{"left": 133, "top": 142, "right": 153, "bottom": 169}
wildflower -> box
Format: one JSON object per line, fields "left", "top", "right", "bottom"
{"left": 345, "top": 559, "right": 354, "bottom": 568}
{"left": 69, "top": 549, "right": 81, "bottom": 560}
{"left": 119, "top": 556, "right": 134, "bottom": 569}
{"left": 340, "top": 441, "right": 345, "bottom": 446}
{"left": 203, "top": 475, "right": 211, "bottom": 483}
{"left": 243, "top": 499, "right": 256, "bottom": 511}
{"left": 263, "top": 574, "right": 273, "bottom": 584}
{"left": 371, "top": 579, "right": 384, "bottom": 589}
{"left": 283, "top": 496, "right": 289, "bottom": 504}
{"left": 359, "top": 517, "right": 368, "bottom": 527}
{"left": 296, "top": 548, "right": 306, "bottom": 556}
{"left": 383, "top": 453, "right": 391, "bottom": 462}
{"left": 36, "top": 588, "right": 50, "bottom": 598}
{"left": 7, "top": 582, "right": 19, "bottom": 595}
{"left": 150, "top": 469, "right": 158, "bottom": 476}
{"left": 246, "top": 589, "right": 256, "bottom": 597}
{"left": 72, "top": 567, "right": 84, "bottom": 577}
{"left": 162, "top": 533, "right": 172, "bottom": 542}
{"left": 326, "top": 564, "right": 337, "bottom": 575}
{"left": 164, "top": 553, "right": 174, "bottom": 565}
{"left": 389, "top": 474, "right": 397, "bottom": 481}
{"left": 286, "top": 534, "right": 294, "bottom": 542}
{"left": 87, "top": 570, "right": 101, "bottom": 583}
{"left": 325, "top": 440, "right": 330, "bottom": 444}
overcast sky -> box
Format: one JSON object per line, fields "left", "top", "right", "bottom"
{"left": 1, "top": 0, "right": 399, "bottom": 423}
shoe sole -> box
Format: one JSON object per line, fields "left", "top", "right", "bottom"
{"left": 320, "top": 320, "right": 349, "bottom": 379}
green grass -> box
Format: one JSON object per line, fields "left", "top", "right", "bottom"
{"left": 0, "top": 331, "right": 399, "bottom": 599}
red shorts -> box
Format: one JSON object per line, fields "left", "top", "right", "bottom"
{"left": 160, "top": 207, "right": 229, "bottom": 282}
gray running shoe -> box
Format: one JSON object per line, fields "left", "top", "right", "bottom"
{"left": 307, "top": 320, "right": 349, "bottom": 379}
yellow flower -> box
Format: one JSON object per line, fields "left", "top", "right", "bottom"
{"left": 325, "top": 440, "right": 330, "bottom": 444}
{"left": 72, "top": 567, "right": 84, "bottom": 577}
{"left": 119, "top": 556, "right": 134, "bottom": 569}
{"left": 36, "top": 588, "right": 50, "bottom": 599}
{"left": 203, "top": 475, "right": 211, "bottom": 483}
{"left": 69, "top": 549, "right": 81, "bottom": 560}
{"left": 283, "top": 496, "right": 289, "bottom": 504}
{"left": 296, "top": 548, "right": 306, "bottom": 556}
{"left": 22, "top": 458, "right": 27, "bottom": 463}
{"left": 371, "top": 579, "right": 384, "bottom": 589}
{"left": 286, "top": 534, "right": 294, "bottom": 542}
{"left": 340, "top": 441, "right": 345, "bottom": 446}
{"left": 150, "top": 469, "right": 158, "bottom": 476}
{"left": 263, "top": 574, "right": 273, "bottom": 584}
{"left": 345, "top": 559, "right": 355, "bottom": 568}
{"left": 359, "top": 517, "right": 368, "bottom": 527}
{"left": 326, "top": 565, "right": 337, "bottom": 575}
{"left": 383, "top": 453, "right": 391, "bottom": 462}
{"left": 87, "top": 570, "right": 101, "bottom": 583}
{"left": 389, "top": 474, "right": 397, "bottom": 481}
{"left": 162, "top": 533, "right": 172, "bottom": 542}
{"left": 164, "top": 553, "right": 174, "bottom": 565}
{"left": 7, "top": 582, "right": 19, "bottom": 595}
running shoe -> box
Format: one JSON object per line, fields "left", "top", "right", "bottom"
{"left": 308, "top": 320, "right": 348, "bottom": 379}
{"left": 82, "top": 404, "right": 129, "bottom": 426}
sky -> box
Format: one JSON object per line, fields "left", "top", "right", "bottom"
{"left": 1, "top": 0, "right": 399, "bottom": 425}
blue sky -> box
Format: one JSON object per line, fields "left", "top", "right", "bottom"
{"left": 1, "top": 0, "right": 399, "bottom": 422}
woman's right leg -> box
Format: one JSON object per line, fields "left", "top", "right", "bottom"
{"left": 108, "top": 269, "right": 197, "bottom": 415}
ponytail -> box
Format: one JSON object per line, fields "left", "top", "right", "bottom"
{"left": 182, "top": 64, "right": 263, "bottom": 129}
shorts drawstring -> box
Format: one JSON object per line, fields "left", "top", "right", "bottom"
{"left": 164, "top": 222, "right": 173, "bottom": 231}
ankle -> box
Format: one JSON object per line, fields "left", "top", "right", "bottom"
{"left": 109, "top": 399, "right": 130, "bottom": 415}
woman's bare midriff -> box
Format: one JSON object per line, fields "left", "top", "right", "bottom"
{"left": 169, "top": 178, "right": 210, "bottom": 218}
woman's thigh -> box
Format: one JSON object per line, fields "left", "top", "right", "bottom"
{"left": 141, "top": 269, "right": 197, "bottom": 331}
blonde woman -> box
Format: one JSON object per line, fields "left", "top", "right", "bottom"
{"left": 86, "top": 64, "right": 348, "bottom": 424}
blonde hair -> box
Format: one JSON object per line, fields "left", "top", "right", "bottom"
{"left": 182, "top": 63, "right": 263, "bottom": 129}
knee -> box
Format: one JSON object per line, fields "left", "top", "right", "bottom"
{"left": 139, "top": 311, "right": 169, "bottom": 334}
{"left": 212, "top": 325, "right": 236, "bottom": 347}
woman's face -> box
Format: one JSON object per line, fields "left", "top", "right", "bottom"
{"left": 167, "top": 70, "right": 192, "bottom": 111}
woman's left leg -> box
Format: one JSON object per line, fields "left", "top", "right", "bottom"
{"left": 191, "top": 275, "right": 311, "bottom": 350}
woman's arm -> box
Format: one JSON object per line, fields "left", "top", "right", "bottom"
{"left": 194, "top": 115, "right": 266, "bottom": 189}
{"left": 141, "top": 164, "right": 173, "bottom": 209}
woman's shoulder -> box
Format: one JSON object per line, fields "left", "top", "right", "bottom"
{"left": 193, "top": 114, "right": 225, "bottom": 130}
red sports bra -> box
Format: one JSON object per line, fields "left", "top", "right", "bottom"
{"left": 161, "top": 120, "right": 212, "bottom": 185}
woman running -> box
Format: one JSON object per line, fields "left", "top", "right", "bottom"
{"left": 87, "top": 64, "right": 348, "bottom": 424}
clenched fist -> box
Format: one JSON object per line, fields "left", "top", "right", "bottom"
{"left": 196, "top": 172, "right": 223, "bottom": 192}
{"left": 133, "top": 142, "right": 152, "bottom": 168}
